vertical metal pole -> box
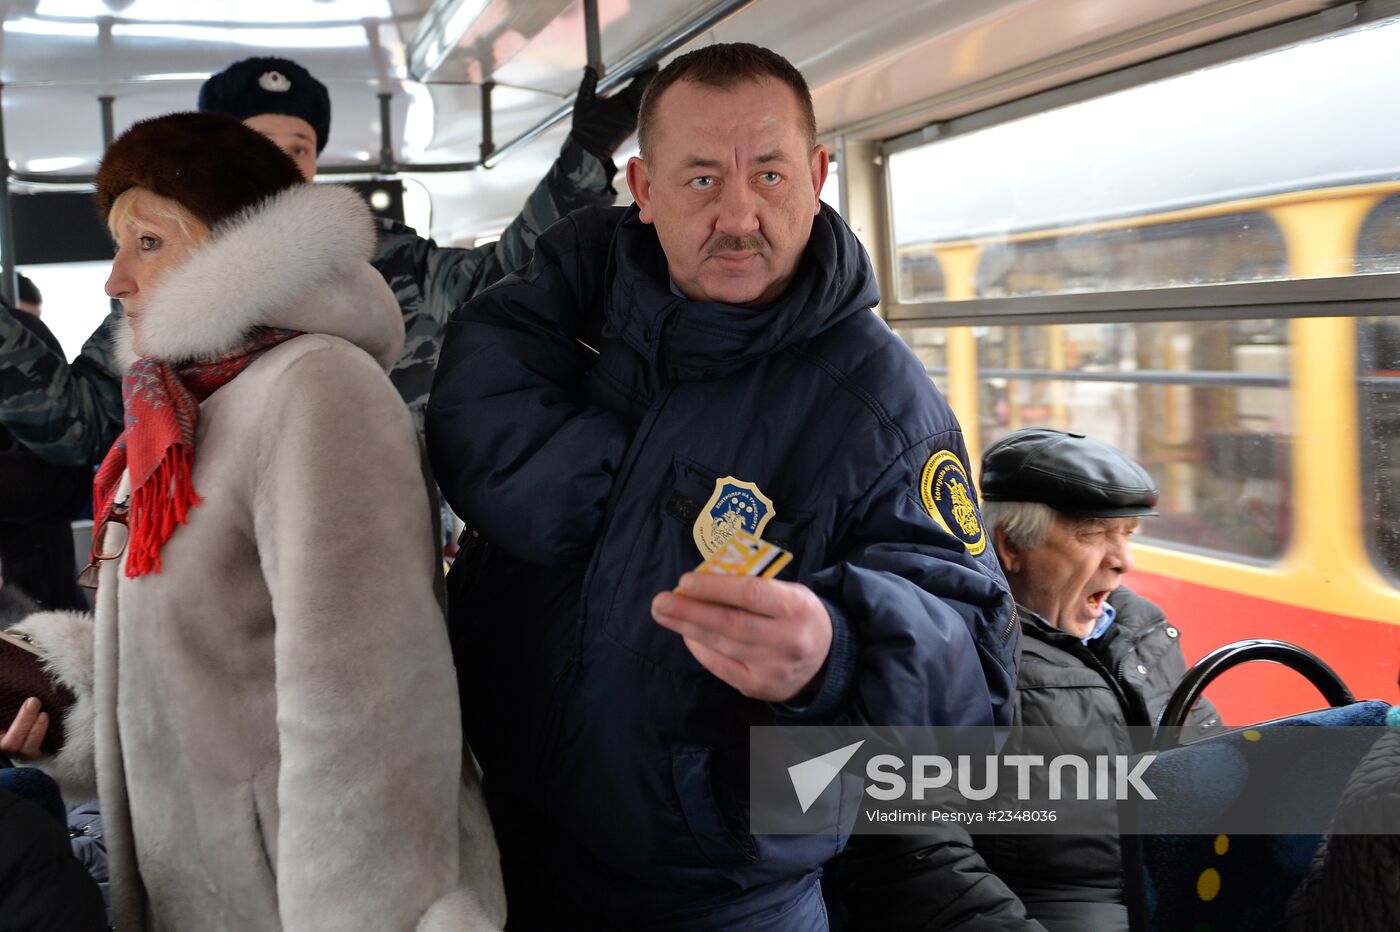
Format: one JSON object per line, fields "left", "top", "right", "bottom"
{"left": 584, "top": 0, "right": 604, "bottom": 75}
{"left": 479, "top": 81, "right": 495, "bottom": 165}
{"left": 0, "top": 83, "right": 17, "bottom": 308}
{"left": 377, "top": 92, "right": 395, "bottom": 174}
{"left": 99, "top": 95, "right": 116, "bottom": 148}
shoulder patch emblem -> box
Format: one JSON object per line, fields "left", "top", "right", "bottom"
{"left": 920, "top": 450, "right": 987, "bottom": 556}
{"left": 694, "top": 476, "right": 775, "bottom": 558}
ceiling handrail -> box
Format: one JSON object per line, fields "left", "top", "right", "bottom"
{"left": 3, "top": 0, "right": 761, "bottom": 186}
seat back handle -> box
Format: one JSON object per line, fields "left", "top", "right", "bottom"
{"left": 1154, "top": 638, "right": 1353, "bottom": 750}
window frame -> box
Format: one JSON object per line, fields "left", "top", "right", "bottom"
{"left": 873, "top": 1, "right": 1400, "bottom": 329}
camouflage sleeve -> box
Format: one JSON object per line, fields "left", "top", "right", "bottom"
{"left": 473, "top": 136, "right": 618, "bottom": 289}
{"left": 373, "top": 135, "right": 618, "bottom": 432}
{"left": 394, "top": 136, "right": 617, "bottom": 331}
{"left": 0, "top": 302, "right": 123, "bottom": 468}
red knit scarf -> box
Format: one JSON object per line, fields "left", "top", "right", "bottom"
{"left": 93, "top": 327, "right": 302, "bottom": 578}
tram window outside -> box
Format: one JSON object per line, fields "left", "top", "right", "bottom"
{"left": 887, "top": 17, "right": 1400, "bottom": 304}
{"left": 1357, "top": 318, "right": 1400, "bottom": 582}
{"left": 893, "top": 326, "right": 949, "bottom": 395}
{"left": 977, "top": 319, "right": 1291, "bottom": 560}
{"left": 897, "top": 251, "right": 946, "bottom": 301}
{"left": 1357, "top": 194, "right": 1400, "bottom": 275}
{"left": 975, "top": 212, "right": 1286, "bottom": 297}
{"left": 15, "top": 262, "right": 113, "bottom": 360}
{"left": 1356, "top": 196, "right": 1400, "bottom": 580}
{"left": 820, "top": 160, "right": 842, "bottom": 217}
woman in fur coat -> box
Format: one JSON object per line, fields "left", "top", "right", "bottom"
{"left": 0, "top": 113, "right": 504, "bottom": 931}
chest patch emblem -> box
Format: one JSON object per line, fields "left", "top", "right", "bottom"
{"left": 919, "top": 450, "right": 987, "bottom": 556}
{"left": 693, "top": 476, "right": 776, "bottom": 558}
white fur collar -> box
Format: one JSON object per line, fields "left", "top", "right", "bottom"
{"left": 113, "top": 184, "right": 402, "bottom": 372}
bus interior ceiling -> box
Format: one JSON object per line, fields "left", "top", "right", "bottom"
{"left": 0, "top": 0, "right": 1356, "bottom": 260}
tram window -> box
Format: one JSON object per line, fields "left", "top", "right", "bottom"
{"left": 887, "top": 17, "right": 1400, "bottom": 304}
{"left": 1357, "top": 319, "right": 1400, "bottom": 582}
{"left": 977, "top": 319, "right": 1291, "bottom": 560}
{"left": 975, "top": 212, "right": 1286, "bottom": 297}
{"left": 1357, "top": 194, "right": 1400, "bottom": 274}
{"left": 897, "top": 250, "right": 947, "bottom": 301}
{"left": 15, "top": 262, "right": 114, "bottom": 360}
{"left": 892, "top": 326, "right": 949, "bottom": 394}
{"left": 821, "top": 160, "right": 842, "bottom": 217}
{"left": 1356, "top": 195, "right": 1400, "bottom": 582}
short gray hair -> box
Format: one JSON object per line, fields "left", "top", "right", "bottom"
{"left": 982, "top": 500, "right": 1056, "bottom": 553}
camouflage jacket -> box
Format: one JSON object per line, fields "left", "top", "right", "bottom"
{"left": 0, "top": 137, "right": 618, "bottom": 467}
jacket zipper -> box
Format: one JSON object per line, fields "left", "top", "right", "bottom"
{"left": 571, "top": 383, "right": 674, "bottom": 660}
{"left": 532, "top": 384, "right": 676, "bottom": 795}
{"left": 1113, "top": 620, "right": 1165, "bottom": 684}
{"left": 1001, "top": 603, "right": 1019, "bottom": 644}
{"left": 1046, "top": 629, "right": 1147, "bottom": 728}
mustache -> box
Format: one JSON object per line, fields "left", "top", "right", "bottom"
{"left": 708, "top": 234, "right": 767, "bottom": 255}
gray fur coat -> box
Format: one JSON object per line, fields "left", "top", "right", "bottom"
{"left": 12, "top": 183, "right": 504, "bottom": 931}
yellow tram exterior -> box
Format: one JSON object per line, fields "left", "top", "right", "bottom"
{"left": 897, "top": 180, "right": 1400, "bottom": 723}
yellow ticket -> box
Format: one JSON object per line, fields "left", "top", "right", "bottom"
{"left": 694, "top": 529, "right": 793, "bottom": 579}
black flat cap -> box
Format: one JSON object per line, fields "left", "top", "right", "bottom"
{"left": 980, "top": 428, "right": 1159, "bottom": 518}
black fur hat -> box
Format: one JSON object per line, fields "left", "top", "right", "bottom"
{"left": 198, "top": 56, "right": 331, "bottom": 154}
{"left": 96, "top": 112, "right": 304, "bottom": 230}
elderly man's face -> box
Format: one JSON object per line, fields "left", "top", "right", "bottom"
{"left": 627, "top": 78, "right": 827, "bottom": 307}
{"left": 1000, "top": 515, "right": 1139, "bottom": 639}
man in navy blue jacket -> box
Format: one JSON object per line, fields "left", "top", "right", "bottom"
{"left": 427, "top": 42, "right": 1019, "bottom": 931}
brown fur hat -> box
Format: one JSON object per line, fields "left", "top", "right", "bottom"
{"left": 96, "top": 112, "right": 304, "bottom": 230}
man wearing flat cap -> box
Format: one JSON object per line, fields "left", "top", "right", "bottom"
{"left": 979, "top": 429, "right": 1221, "bottom": 931}
{"left": 981, "top": 427, "right": 1170, "bottom": 643}
{"left": 826, "top": 428, "right": 1222, "bottom": 932}
{"left": 0, "top": 55, "right": 654, "bottom": 467}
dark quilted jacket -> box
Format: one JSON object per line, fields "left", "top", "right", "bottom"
{"left": 427, "top": 203, "right": 1018, "bottom": 927}
{"left": 973, "top": 588, "right": 1221, "bottom": 931}
{"left": 827, "top": 588, "right": 1221, "bottom": 932}
{"left": 1285, "top": 728, "right": 1400, "bottom": 932}
{"left": 0, "top": 786, "right": 107, "bottom": 932}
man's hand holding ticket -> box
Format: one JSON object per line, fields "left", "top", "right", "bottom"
{"left": 651, "top": 530, "right": 832, "bottom": 703}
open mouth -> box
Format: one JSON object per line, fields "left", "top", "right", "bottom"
{"left": 1086, "top": 590, "right": 1112, "bottom": 614}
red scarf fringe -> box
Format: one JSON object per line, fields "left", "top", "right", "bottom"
{"left": 92, "top": 327, "right": 301, "bottom": 582}
{"left": 123, "top": 442, "right": 202, "bottom": 577}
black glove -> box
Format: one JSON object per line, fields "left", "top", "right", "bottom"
{"left": 569, "top": 65, "right": 658, "bottom": 161}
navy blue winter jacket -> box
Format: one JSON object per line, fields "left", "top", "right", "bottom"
{"left": 426, "top": 204, "right": 1019, "bottom": 925}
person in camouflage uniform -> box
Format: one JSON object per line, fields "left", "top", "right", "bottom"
{"left": 0, "top": 56, "right": 653, "bottom": 466}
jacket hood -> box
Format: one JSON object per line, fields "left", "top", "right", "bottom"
{"left": 112, "top": 184, "right": 402, "bottom": 371}
{"left": 607, "top": 201, "right": 880, "bottom": 381}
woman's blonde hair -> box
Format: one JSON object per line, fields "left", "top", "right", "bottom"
{"left": 107, "top": 187, "right": 211, "bottom": 244}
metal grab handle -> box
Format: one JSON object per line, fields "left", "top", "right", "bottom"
{"left": 1154, "top": 638, "right": 1354, "bottom": 749}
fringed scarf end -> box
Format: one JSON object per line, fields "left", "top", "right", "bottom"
{"left": 123, "top": 443, "right": 201, "bottom": 579}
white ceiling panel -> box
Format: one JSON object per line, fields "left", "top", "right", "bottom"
{"left": 0, "top": 0, "right": 1359, "bottom": 245}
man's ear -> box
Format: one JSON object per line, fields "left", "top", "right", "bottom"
{"left": 809, "top": 145, "right": 829, "bottom": 214}
{"left": 993, "top": 526, "right": 1021, "bottom": 574}
{"left": 627, "top": 156, "right": 654, "bottom": 224}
